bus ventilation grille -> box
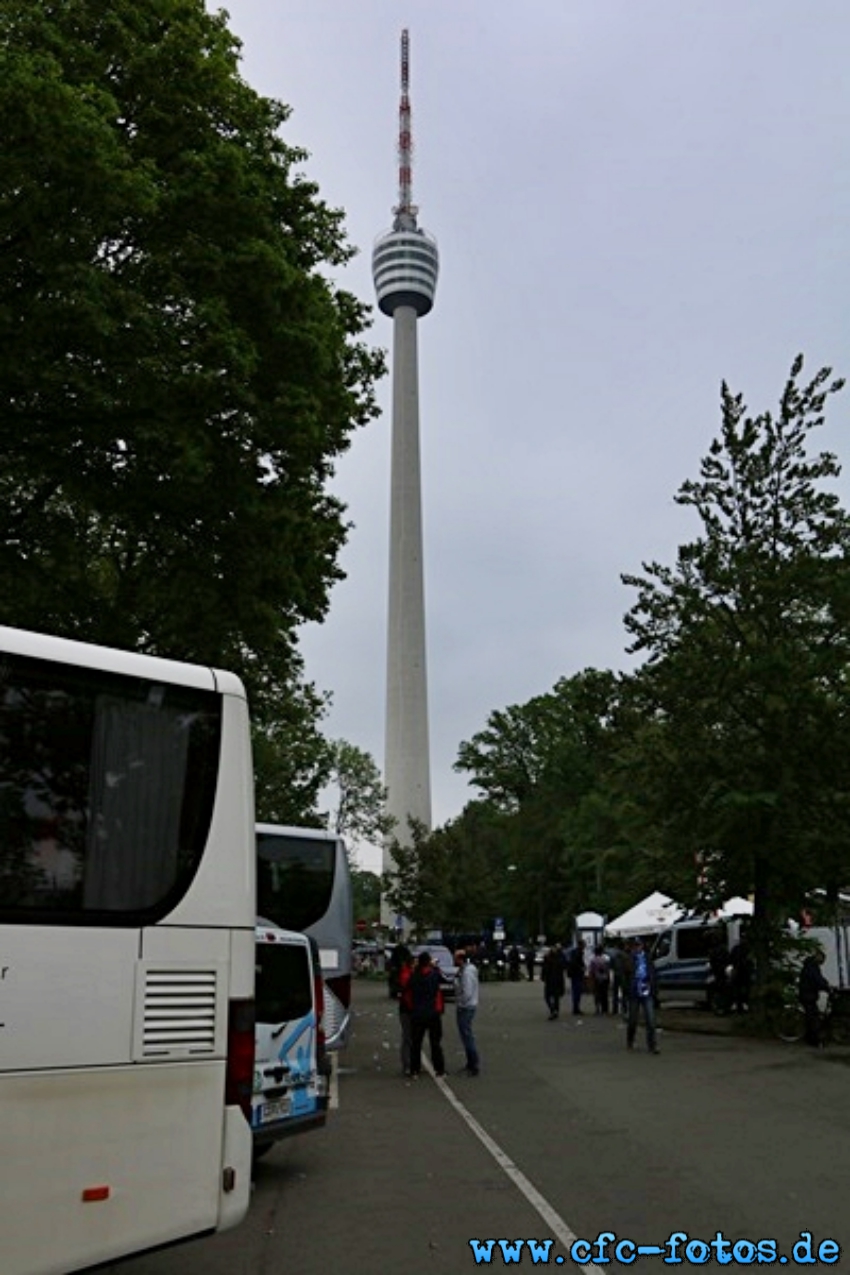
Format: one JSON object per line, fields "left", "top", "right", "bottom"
{"left": 141, "top": 969, "right": 218, "bottom": 1057}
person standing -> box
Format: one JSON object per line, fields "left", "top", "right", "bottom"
{"left": 626, "top": 935, "right": 659, "bottom": 1054}
{"left": 566, "top": 939, "right": 586, "bottom": 1016}
{"left": 393, "top": 946, "right": 415, "bottom": 1076}
{"left": 708, "top": 934, "right": 731, "bottom": 1015}
{"left": 610, "top": 943, "right": 628, "bottom": 1017}
{"left": 728, "top": 937, "right": 753, "bottom": 1014}
{"left": 525, "top": 946, "right": 535, "bottom": 981}
{"left": 409, "top": 951, "right": 446, "bottom": 1077}
{"left": 542, "top": 945, "right": 566, "bottom": 1019}
{"left": 589, "top": 945, "right": 611, "bottom": 1015}
{"left": 454, "top": 948, "right": 480, "bottom": 1075}
{"left": 799, "top": 948, "right": 830, "bottom": 1047}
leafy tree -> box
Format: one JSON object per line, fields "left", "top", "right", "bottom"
{"left": 454, "top": 689, "right": 577, "bottom": 812}
{"left": 0, "top": 0, "right": 385, "bottom": 785}
{"left": 455, "top": 670, "right": 634, "bottom": 933}
{"left": 325, "top": 739, "right": 395, "bottom": 849}
{"left": 422, "top": 801, "right": 509, "bottom": 935}
{"left": 351, "top": 866, "right": 381, "bottom": 928}
{"left": 252, "top": 674, "right": 333, "bottom": 826}
{"left": 622, "top": 357, "right": 850, "bottom": 967}
{"left": 382, "top": 818, "right": 442, "bottom": 938}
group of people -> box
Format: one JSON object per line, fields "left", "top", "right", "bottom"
{"left": 388, "top": 933, "right": 841, "bottom": 1067}
{"left": 541, "top": 936, "right": 661, "bottom": 1052}
{"left": 389, "top": 946, "right": 481, "bottom": 1079}
{"left": 386, "top": 935, "right": 663, "bottom": 1072}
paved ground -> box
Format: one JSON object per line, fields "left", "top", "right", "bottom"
{"left": 119, "top": 977, "right": 850, "bottom": 1275}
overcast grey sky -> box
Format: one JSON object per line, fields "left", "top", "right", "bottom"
{"left": 220, "top": 1, "right": 850, "bottom": 869}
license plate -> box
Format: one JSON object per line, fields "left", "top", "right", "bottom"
{"left": 261, "top": 1097, "right": 291, "bottom": 1124}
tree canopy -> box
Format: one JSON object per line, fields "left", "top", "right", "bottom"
{"left": 622, "top": 357, "right": 850, "bottom": 934}
{"left": 443, "top": 359, "right": 850, "bottom": 955}
{"left": 0, "top": 0, "right": 385, "bottom": 817}
{"left": 324, "top": 739, "right": 394, "bottom": 850}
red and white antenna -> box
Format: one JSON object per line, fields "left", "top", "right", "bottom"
{"left": 395, "top": 29, "right": 417, "bottom": 225}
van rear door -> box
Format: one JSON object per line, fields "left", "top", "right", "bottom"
{"left": 253, "top": 925, "right": 328, "bottom": 1149}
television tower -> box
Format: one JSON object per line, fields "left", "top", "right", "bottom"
{"left": 372, "top": 29, "right": 439, "bottom": 913}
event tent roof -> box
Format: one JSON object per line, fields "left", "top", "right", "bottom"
{"left": 606, "top": 891, "right": 755, "bottom": 937}
{"left": 605, "top": 891, "right": 685, "bottom": 937}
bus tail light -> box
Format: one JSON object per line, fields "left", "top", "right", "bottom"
{"left": 314, "top": 968, "right": 326, "bottom": 1054}
{"left": 225, "top": 998, "right": 255, "bottom": 1123}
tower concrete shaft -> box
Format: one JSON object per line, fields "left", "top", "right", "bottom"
{"left": 383, "top": 304, "right": 432, "bottom": 862}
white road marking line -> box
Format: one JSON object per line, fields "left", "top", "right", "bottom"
{"left": 423, "top": 1060, "right": 603, "bottom": 1273}
{"left": 329, "top": 1053, "right": 339, "bottom": 1110}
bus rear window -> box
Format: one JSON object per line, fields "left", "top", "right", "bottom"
{"left": 0, "top": 652, "right": 221, "bottom": 922}
{"left": 257, "top": 835, "right": 335, "bottom": 932}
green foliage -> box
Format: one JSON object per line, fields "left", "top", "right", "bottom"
{"left": 621, "top": 357, "right": 850, "bottom": 940}
{"left": 351, "top": 866, "right": 381, "bottom": 925}
{"left": 251, "top": 671, "right": 333, "bottom": 825}
{"left": 325, "top": 739, "right": 395, "bottom": 848}
{"left": 382, "top": 818, "right": 440, "bottom": 937}
{"left": 448, "top": 358, "right": 850, "bottom": 961}
{"left": 0, "top": 0, "right": 385, "bottom": 794}
{"left": 454, "top": 671, "right": 638, "bottom": 934}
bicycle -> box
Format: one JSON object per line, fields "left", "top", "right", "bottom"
{"left": 772, "top": 988, "right": 850, "bottom": 1046}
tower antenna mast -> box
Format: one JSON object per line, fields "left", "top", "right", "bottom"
{"left": 395, "top": 29, "right": 417, "bottom": 228}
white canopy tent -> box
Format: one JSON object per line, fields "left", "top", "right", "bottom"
{"left": 605, "top": 891, "right": 685, "bottom": 938}
{"left": 718, "top": 896, "right": 754, "bottom": 918}
{"left": 606, "top": 891, "right": 754, "bottom": 938}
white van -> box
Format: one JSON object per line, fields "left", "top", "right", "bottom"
{"left": 652, "top": 917, "right": 745, "bottom": 1006}
{"left": 252, "top": 922, "right": 331, "bottom": 1157}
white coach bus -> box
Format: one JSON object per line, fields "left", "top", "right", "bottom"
{"left": 0, "top": 626, "right": 257, "bottom": 1275}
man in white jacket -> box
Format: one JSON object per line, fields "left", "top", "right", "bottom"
{"left": 454, "top": 949, "right": 480, "bottom": 1076}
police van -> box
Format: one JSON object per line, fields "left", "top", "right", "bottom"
{"left": 651, "top": 916, "right": 747, "bottom": 1006}
{"left": 252, "top": 921, "right": 331, "bottom": 1158}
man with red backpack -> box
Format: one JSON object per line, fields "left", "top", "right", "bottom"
{"left": 390, "top": 946, "right": 415, "bottom": 1076}
{"left": 409, "top": 950, "right": 446, "bottom": 1078}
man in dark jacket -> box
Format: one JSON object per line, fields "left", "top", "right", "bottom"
{"left": 626, "top": 935, "right": 660, "bottom": 1054}
{"left": 542, "top": 945, "right": 566, "bottom": 1019}
{"left": 565, "top": 940, "right": 586, "bottom": 1016}
{"left": 394, "top": 946, "right": 415, "bottom": 1076}
{"left": 799, "top": 949, "right": 831, "bottom": 1047}
{"left": 409, "top": 951, "right": 446, "bottom": 1077}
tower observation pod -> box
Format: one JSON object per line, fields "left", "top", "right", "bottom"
{"left": 373, "top": 29, "right": 439, "bottom": 928}
{"left": 372, "top": 227, "right": 439, "bottom": 318}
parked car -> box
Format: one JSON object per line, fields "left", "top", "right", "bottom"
{"left": 411, "top": 943, "right": 457, "bottom": 1000}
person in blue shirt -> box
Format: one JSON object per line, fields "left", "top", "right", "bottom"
{"left": 626, "top": 935, "right": 660, "bottom": 1054}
